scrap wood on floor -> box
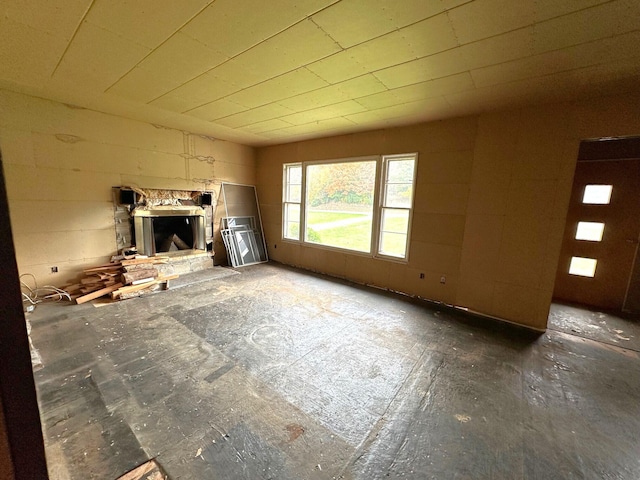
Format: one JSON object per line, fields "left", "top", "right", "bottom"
{"left": 117, "top": 459, "right": 168, "bottom": 480}
{"left": 61, "top": 255, "right": 179, "bottom": 304}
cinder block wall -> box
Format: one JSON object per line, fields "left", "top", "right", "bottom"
{"left": 0, "top": 89, "right": 255, "bottom": 286}
{"left": 257, "top": 92, "right": 640, "bottom": 330}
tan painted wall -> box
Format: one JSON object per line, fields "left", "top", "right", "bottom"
{"left": 0, "top": 89, "right": 255, "bottom": 286}
{"left": 257, "top": 92, "right": 640, "bottom": 330}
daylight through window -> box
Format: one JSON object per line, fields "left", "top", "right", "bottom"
{"left": 282, "top": 154, "right": 417, "bottom": 260}
{"left": 283, "top": 164, "right": 302, "bottom": 240}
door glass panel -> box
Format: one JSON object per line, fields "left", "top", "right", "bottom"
{"left": 569, "top": 256, "right": 598, "bottom": 277}
{"left": 582, "top": 185, "right": 612, "bottom": 204}
{"left": 575, "top": 222, "right": 605, "bottom": 241}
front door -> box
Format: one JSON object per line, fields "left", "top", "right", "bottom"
{"left": 554, "top": 159, "right": 640, "bottom": 311}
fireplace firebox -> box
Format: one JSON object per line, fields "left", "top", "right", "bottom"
{"left": 132, "top": 206, "right": 206, "bottom": 256}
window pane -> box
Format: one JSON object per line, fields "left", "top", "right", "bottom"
{"left": 575, "top": 222, "right": 605, "bottom": 241}
{"left": 385, "top": 184, "right": 413, "bottom": 208}
{"left": 285, "top": 222, "right": 299, "bottom": 239}
{"left": 288, "top": 165, "right": 302, "bottom": 184}
{"left": 287, "top": 184, "right": 301, "bottom": 202}
{"left": 286, "top": 203, "right": 300, "bottom": 220}
{"left": 387, "top": 159, "right": 415, "bottom": 183}
{"left": 569, "top": 257, "right": 597, "bottom": 277}
{"left": 379, "top": 232, "right": 407, "bottom": 257}
{"left": 381, "top": 208, "right": 409, "bottom": 234}
{"left": 583, "top": 185, "right": 612, "bottom": 204}
{"left": 284, "top": 203, "right": 300, "bottom": 240}
{"left": 305, "top": 160, "right": 376, "bottom": 252}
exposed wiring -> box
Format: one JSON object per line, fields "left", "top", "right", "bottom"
{"left": 20, "top": 273, "right": 72, "bottom": 310}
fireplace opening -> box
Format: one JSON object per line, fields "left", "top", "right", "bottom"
{"left": 133, "top": 207, "right": 206, "bottom": 256}
{"left": 153, "top": 216, "right": 199, "bottom": 252}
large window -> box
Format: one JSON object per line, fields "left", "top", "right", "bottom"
{"left": 282, "top": 154, "right": 417, "bottom": 260}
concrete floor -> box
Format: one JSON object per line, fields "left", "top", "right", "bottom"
{"left": 28, "top": 263, "right": 640, "bottom": 480}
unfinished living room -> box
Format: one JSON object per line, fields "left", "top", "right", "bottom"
{"left": 1, "top": 1, "right": 640, "bottom": 479}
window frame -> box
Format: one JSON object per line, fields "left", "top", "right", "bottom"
{"left": 377, "top": 153, "right": 418, "bottom": 261}
{"left": 282, "top": 163, "right": 302, "bottom": 241}
{"left": 282, "top": 153, "right": 418, "bottom": 263}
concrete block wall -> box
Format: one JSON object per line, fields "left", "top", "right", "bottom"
{"left": 0, "top": 89, "right": 255, "bottom": 286}
{"left": 257, "top": 92, "right": 640, "bottom": 330}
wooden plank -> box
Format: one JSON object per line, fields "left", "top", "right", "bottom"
{"left": 80, "top": 284, "right": 107, "bottom": 294}
{"left": 122, "top": 268, "right": 158, "bottom": 284}
{"left": 76, "top": 283, "right": 123, "bottom": 304}
{"left": 81, "top": 276, "right": 103, "bottom": 285}
{"left": 121, "top": 257, "right": 169, "bottom": 266}
{"left": 117, "top": 459, "right": 165, "bottom": 480}
{"left": 111, "top": 274, "right": 179, "bottom": 299}
{"left": 158, "top": 274, "right": 179, "bottom": 281}
{"left": 118, "top": 284, "right": 161, "bottom": 300}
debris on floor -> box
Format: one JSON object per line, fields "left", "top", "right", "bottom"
{"left": 116, "top": 459, "right": 168, "bottom": 480}
{"left": 61, "top": 255, "right": 179, "bottom": 304}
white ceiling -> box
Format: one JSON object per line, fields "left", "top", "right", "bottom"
{"left": 1, "top": 0, "right": 639, "bottom": 146}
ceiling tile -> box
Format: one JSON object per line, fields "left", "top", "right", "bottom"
{"left": 87, "top": 0, "right": 213, "bottom": 49}
{"left": 532, "top": 0, "right": 640, "bottom": 54}
{"left": 533, "top": 0, "right": 613, "bottom": 22}
{"left": 150, "top": 71, "right": 239, "bottom": 112}
{"left": 341, "top": 110, "right": 387, "bottom": 126}
{"left": 181, "top": 0, "right": 337, "bottom": 57}
{"left": 226, "top": 68, "right": 329, "bottom": 109}
{"left": 52, "top": 22, "right": 151, "bottom": 91}
{"left": 214, "top": 103, "right": 296, "bottom": 129}
{"left": 133, "top": 32, "right": 227, "bottom": 75}
{"left": 244, "top": 119, "right": 294, "bottom": 134}
{"left": 226, "top": 18, "right": 342, "bottom": 80}
{"left": 260, "top": 117, "right": 356, "bottom": 138}
{"left": 311, "top": 0, "right": 455, "bottom": 48}
{"left": 460, "top": 27, "right": 534, "bottom": 70}
{"left": 447, "top": 0, "right": 535, "bottom": 44}
{"left": 185, "top": 99, "right": 247, "bottom": 121}
{"left": 358, "top": 72, "right": 475, "bottom": 108}
{"left": 281, "top": 100, "right": 367, "bottom": 125}
{"left": 279, "top": 74, "right": 387, "bottom": 111}
{"left": 373, "top": 49, "right": 466, "bottom": 89}
{"left": 374, "top": 27, "right": 533, "bottom": 89}
{"left": 471, "top": 31, "right": 640, "bottom": 88}
{"left": 348, "top": 14, "right": 458, "bottom": 72}
{"left": 306, "top": 50, "right": 372, "bottom": 84}
{"left": 346, "top": 97, "right": 452, "bottom": 126}
{"left": 108, "top": 32, "right": 229, "bottom": 102}
{"left": 0, "top": 16, "right": 69, "bottom": 86}
{"left": 107, "top": 66, "right": 192, "bottom": 103}
{"left": 307, "top": 13, "right": 458, "bottom": 84}
{"left": 204, "top": 59, "right": 273, "bottom": 91}
{"left": 3, "top": 0, "right": 92, "bottom": 40}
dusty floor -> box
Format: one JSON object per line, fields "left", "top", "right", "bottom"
{"left": 28, "top": 263, "right": 640, "bottom": 480}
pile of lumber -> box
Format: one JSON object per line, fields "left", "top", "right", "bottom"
{"left": 63, "top": 256, "right": 179, "bottom": 304}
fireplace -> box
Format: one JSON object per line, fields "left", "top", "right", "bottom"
{"left": 132, "top": 206, "right": 206, "bottom": 256}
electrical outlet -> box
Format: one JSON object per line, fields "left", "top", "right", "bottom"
{"left": 419, "top": 273, "right": 425, "bottom": 279}
{"left": 440, "top": 275, "right": 446, "bottom": 284}
{"left": 51, "top": 266, "right": 58, "bottom": 273}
